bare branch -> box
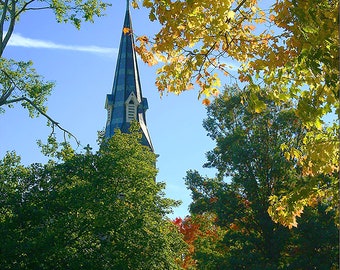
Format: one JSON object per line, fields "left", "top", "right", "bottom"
{"left": 5, "top": 96, "right": 80, "bottom": 145}
{"left": 21, "top": 6, "right": 51, "bottom": 12}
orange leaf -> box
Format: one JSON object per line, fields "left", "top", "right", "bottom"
{"left": 187, "top": 83, "right": 194, "bottom": 90}
{"left": 248, "top": 25, "right": 256, "bottom": 31}
{"left": 202, "top": 98, "right": 211, "bottom": 106}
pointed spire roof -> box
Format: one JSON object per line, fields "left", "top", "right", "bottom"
{"left": 105, "top": 1, "right": 153, "bottom": 151}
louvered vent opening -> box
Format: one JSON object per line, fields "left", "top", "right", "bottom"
{"left": 127, "top": 100, "right": 136, "bottom": 122}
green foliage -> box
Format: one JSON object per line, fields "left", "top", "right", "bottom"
{"left": 0, "top": 128, "right": 186, "bottom": 269}
{"left": 181, "top": 87, "right": 339, "bottom": 269}
{"left": 201, "top": 84, "right": 338, "bottom": 228}
{"left": 0, "top": 59, "right": 54, "bottom": 116}
{"left": 185, "top": 175, "right": 339, "bottom": 269}
{"left": 0, "top": 0, "right": 110, "bottom": 138}
{"left": 281, "top": 205, "right": 339, "bottom": 270}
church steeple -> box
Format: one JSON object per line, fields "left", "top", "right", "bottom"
{"left": 105, "top": 1, "right": 153, "bottom": 151}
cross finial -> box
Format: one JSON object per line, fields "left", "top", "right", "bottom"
{"left": 84, "top": 144, "right": 92, "bottom": 155}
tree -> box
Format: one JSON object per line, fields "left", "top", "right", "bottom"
{"left": 0, "top": 125, "right": 186, "bottom": 269}
{"left": 0, "top": 0, "right": 109, "bottom": 139}
{"left": 202, "top": 86, "right": 338, "bottom": 227}
{"left": 133, "top": 0, "right": 339, "bottom": 221}
{"left": 182, "top": 88, "right": 338, "bottom": 268}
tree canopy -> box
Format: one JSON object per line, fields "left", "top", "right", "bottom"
{"left": 0, "top": 126, "right": 186, "bottom": 269}
{"left": 133, "top": 0, "right": 339, "bottom": 224}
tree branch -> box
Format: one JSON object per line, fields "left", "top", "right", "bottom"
{"left": 233, "top": 0, "right": 248, "bottom": 13}
{"left": 15, "top": 0, "right": 37, "bottom": 18}
{"left": 0, "top": 85, "right": 15, "bottom": 105}
{"left": 1, "top": 0, "right": 17, "bottom": 56}
{"left": 0, "top": 0, "right": 10, "bottom": 54}
{"left": 225, "top": 0, "right": 249, "bottom": 23}
{"left": 21, "top": 6, "right": 51, "bottom": 12}
{"left": 5, "top": 96, "right": 80, "bottom": 145}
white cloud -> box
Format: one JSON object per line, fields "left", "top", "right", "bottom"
{"left": 7, "top": 33, "right": 118, "bottom": 57}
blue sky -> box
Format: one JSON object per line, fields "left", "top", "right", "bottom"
{"left": 0, "top": 1, "right": 219, "bottom": 218}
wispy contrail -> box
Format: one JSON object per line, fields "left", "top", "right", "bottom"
{"left": 7, "top": 33, "right": 118, "bottom": 57}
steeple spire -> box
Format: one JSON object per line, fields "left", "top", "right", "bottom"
{"left": 104, "top": 3, "right": 153, "bottom": 151}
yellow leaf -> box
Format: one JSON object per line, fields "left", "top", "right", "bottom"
{"left": 227, "top": 10, "right": 235, "bottom": 20}
{"left": 288, "top": 218, "right": 298, "bottom": 229}
{"left": 212, "top": 89, "right": 220, "bottom": 97}
{"left": 137, "top": 36, "right": 149, "bottom": 43}
{"left": 254, "top": 99, "right": 266, "bottom": 113}
{"left": 314, "top": 119, "right": 323, "bottom": 130}
{"left": 284, "top": 152, "right": 290, "bottom": 160}
{"left": 131, "top": 0, "right": 138, "bottom": 8}
{"left": 123, "top": 27, "right": 131, "bottom": 35}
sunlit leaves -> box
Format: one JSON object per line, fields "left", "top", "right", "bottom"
{"left": 136, "top": 0, "right": 339, "bottom": 227}
{"left": 0, "top": 129, "right": 186, "bottom": 269}
{"left": 136, "top": 0, "right": 273, "bottom": 97}
{"left": 0, "top": 59, "right": 54, "bottom": 117}
{"left": 48, "top": 0, "right": 110, "bottom": 29}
